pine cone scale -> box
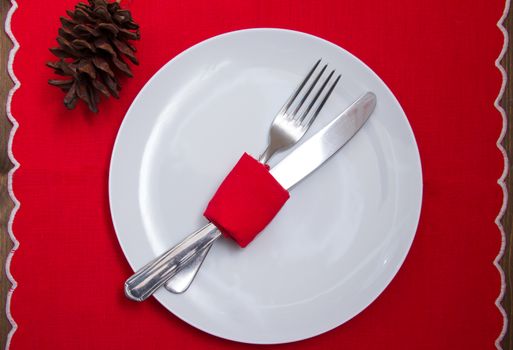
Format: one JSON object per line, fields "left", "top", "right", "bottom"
{"left": 92, "top": 56, "right": 115, "bottom": 76}
{"left": 64, "top": 83, "right": 78, "bottom": 109}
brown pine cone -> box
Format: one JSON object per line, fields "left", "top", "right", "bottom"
{"left": 47, "top": 0, "right": 140, "bottom": 113}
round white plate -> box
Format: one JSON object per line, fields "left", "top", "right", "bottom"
{"left": 109, "top": 28, "right": 422, "bottom": 344}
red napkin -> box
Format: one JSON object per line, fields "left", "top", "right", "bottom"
{"left": 7, "top": 0, "right": 506, "bottom": 349}
{"left": 204, "top": 153, "right": 289, "bottom": 247}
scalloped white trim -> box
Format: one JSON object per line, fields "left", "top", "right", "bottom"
{"left": 4, "top": 0, "right": 20, "bottom": 349}
{"left": 495, "top": 0, "right": 510, "bottom": 349}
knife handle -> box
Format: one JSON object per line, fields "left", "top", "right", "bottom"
{"left": 124, "top": 222, "right": 221, "bottom": 301}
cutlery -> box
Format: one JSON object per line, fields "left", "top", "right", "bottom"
{"left": 125, "top": 91, "right": 377, "bottom": 301}
{"left": 166, "top": 59, "right": 341, "bottom": 293}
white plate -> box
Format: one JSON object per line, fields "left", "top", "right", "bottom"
{"left": 109, "top": 28, "right": 422, "bottom": 344}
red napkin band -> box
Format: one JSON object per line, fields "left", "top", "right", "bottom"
{"left": 204, "top": 153, "right": 290, "bottom": 247}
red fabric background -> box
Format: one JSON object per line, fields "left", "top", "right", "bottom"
{"left": 9, "top": 0, "right": 505, "bottom": 348}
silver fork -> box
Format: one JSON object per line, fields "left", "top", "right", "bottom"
{"left": 165, "top": 59, "right": 341, "bottom": 294}
{"left": 124, "top": 60, "right": 341, "bottom": 301}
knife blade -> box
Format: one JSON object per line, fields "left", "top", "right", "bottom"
{"left": 125, "top": 92, "right": 377, "bottom": 301}
{"left": 270, "top": 91, "right": 376, "bottom": 189}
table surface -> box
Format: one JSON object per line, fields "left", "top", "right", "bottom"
{"left": 0, "top": 1, "right": 512, "bottom": 349}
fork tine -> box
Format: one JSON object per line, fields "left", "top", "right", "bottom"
{"left": 297, "top": 69, "right": 335, "bottom": 125}
{"left": 290, "top": 64, "right": 328, "bottom": 119}
{"left": 278, "top": 59, "right": 321, "bottom": 117}
{"left": 303, "top": 74, "right": 341, "bottom": 129}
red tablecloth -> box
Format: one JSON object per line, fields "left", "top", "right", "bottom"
{"left": 7, "top": 0, "right": 507, "bottom": 348}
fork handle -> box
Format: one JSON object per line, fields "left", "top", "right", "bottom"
{"left": 124, "top": 222, "right": 221, "bottom": 301}
{"left": 259, "top": 146, "right": 273, "bottom": 163}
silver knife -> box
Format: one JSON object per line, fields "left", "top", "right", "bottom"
{"left": 125, "top": 91, "right": 377, "bottom": 302}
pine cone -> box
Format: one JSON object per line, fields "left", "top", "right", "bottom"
{"left": 47, "top": 0, "right": 140, "bottom": 112}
